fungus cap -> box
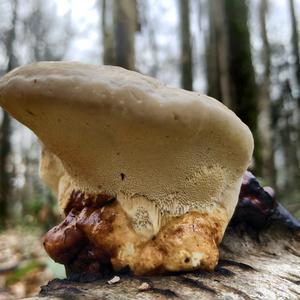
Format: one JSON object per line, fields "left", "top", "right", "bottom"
{"left": 0, "top": 62, "right": 254, "bottom": 274}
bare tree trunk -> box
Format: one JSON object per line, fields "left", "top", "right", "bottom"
{"left": 206, "top": 0, "right": 231, "bottom": 107}
{"left": 258, "top": 0, "right": 276, "bottom": 187}
{"left": 0, "top": 0, "right": 18, "bottom": 228}
{"left": 100, "top": 0, "right": 137, "bottom": 70}
{"left": 288, "top": 0, "right": 300, "bottom": 94}
{"left": 223, "top": 0, "right": 261, "bottom": 175}
{"left": 178, "top": 0, "right": 193, "bottom": 91}
{"left": 278, "top": 81, "right": 300, "bottom": 193}
{"left": 0, "top": 112, "right": 12, "bottom": 228}
{"left": 113, "top": 0, "right": 137, "bottom": 70}
{"left": 101, "top": 0, "right": 115, "bottom": 65}
{"left": 288, "top": 0, "right": 300, "bottom": 168}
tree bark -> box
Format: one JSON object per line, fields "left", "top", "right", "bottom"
{"left": 113, "top": 0, "right": 137, "bottom": 70}
{"left": 101, "top": 0, "right": 115, "bottom": 65}
{"left": 258, "top": 0, "right": 276, "bottom": 187}
{"left": 25, "top": 225, "right": 300, "bottom": 300}
{"left": 288, "top": 0, "right": 300, "bottom": 95}
{"left": 100, "top": 0, "right": 137, "bottom": 70}
{"left": 0, "top": 112, "right": 12, "bottom": 228}
{"left": 223, "top": 0, "right": 261, "bottom": 175}
{"left": 178, "top": 0, "right": 193, "bottom": 91}
{"left": 288, "top": 0, "right": 300, "bottom": 168}
{"left": 206, "top": 0, "right": 231, "bottom": 107}
{"left": 278, "top": 81, "right": 300, "bottom": 192}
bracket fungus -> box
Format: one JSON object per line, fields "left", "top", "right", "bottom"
{"left": 0, "top": 62, "right": 253, "bottom": 276}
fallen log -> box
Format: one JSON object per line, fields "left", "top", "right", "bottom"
{"left": 25, "top": 224, "right": 300, "bottom": 300}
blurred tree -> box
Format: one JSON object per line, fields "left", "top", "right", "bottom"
{"left": 101, "top": 0, "right": 138, "bottom": 70}
{"left": 206, "top": 0, "right": 231, "bottom": 107}
{"left": 178, "top": 0, "right": 193, "bottom": 91}
{"left": 258, "top": 0, "right": 276, "bottom": 187}
{"left": 23, "top": 0, "right": 72, "bottom": 62}
{"left": 114, "top": 0, "right": 137, "bottom": 70}
{"left": 277, "top": 80, "right": 300, "bottom": 193}
{"left": 0, "top": 0, "right": 18, "bottom": 228}
{"left": 0, "top": 112, "right": 12, "bottom": 229}
{"left": 288, "top": 0, "right": 300, "bottom": 97}
{"left": 138, "top": 0, "right": 159, "bottom": 77}
{"left": 265, "top": 1, "right": 300, "bottom": 200}
{"left": 288, "top": 0, "right": 300, "bottom": 174}
{"left": 205, "top": 0, "right": 261, "bottom": 174}
{"left": 224, "top": 0, "right": 261, "bottom": 175}
{"left": 101, "top": 0, "right": 115, "bottom": 65}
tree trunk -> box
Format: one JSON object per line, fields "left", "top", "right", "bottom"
{"left": 288, "top": 0, "right": 300, "bottom": 168}
{"left": 0, "top": 0, "right": 18, "bottom": 228}
{"left": 25, "top": 225, "right": 300, "bottom": 299}
{"left": 178, "top": 0, "right": 193, "bottom": 91}
{"left": 0, "top": 112, "right": 12, "bottom": 228}
{"left": 206, "top": 0, "right": 231, "bottom": 107}
{"left": 223, "top": 0, "right": 261, "bottom": 175}
{"left": 113, "top": 0, "right": 137, "bottom": 70}
{"left": 288, "top": 0, "right": 300, "bottom": 95}
{"left": 258, "top": 0, "right": 276, "bottom": 187}
{"left": 278, "top": 81, "right": 300, "bottom": 193}
{"left": 101, "top": 0, "right": 115, "bottom": 65}
{"left": 100, "top": 0, "right": 137, "bottom": 70}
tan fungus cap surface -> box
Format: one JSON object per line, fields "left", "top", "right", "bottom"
{"left": 0, "top": 62, "right": 253, "bottom": 239}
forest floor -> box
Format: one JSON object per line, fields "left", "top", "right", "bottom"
{"left": 0, "top": 228, "right": 65, "bottom": 299}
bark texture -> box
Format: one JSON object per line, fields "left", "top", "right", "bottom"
{"left": 26, "top": 225, "right": 300, "bottom": 300}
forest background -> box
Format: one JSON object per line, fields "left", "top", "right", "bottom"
{"left": 0, "top": 0, "right": 300, "bottom": 297}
